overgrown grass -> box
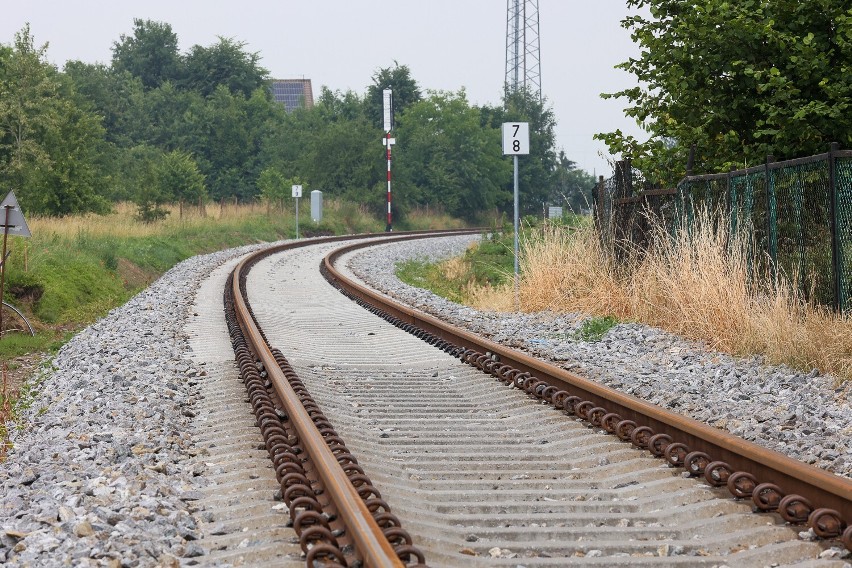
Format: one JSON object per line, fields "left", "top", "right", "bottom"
{"left": 1, "top": 359, "right": 51, "bottom": 459}
{"left": 506, "top": 210, "right": 851, "bottom": 383}
{"left": 396, "top": 232, "right": 516, "bottom": 304}
{"left": 398, "top": 211, "right": 851, "bottom": 383}
{"left": 0, "top": 331, "right": 69, "bottom": 361}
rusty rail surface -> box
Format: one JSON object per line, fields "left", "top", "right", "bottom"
{"left": 227, "top": 229, "right": 481, "bottom": 567}
{"left": 322, "top": 235, "right": 852, "bottom": 553}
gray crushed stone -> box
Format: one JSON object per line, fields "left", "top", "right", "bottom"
{"left": 0, "top": 243, "right": 268, "bottom": 567}
{"left": 347, "top": 234, "right": 852, "bottom": 479}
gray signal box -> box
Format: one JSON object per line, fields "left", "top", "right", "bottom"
{"left": 311, "top": 190, "right": 323, "bottom": 222}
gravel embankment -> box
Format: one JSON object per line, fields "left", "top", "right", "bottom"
{"left": 0, "top": 244, "right": 266, "bottom": 567}
{"left": 347, "top": 235, "right": 852, "bottom": 479}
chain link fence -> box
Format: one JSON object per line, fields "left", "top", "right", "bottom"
{"left": 594, "top": 147, "right": 852, "bottom": 311}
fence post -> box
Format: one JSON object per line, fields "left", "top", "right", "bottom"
{"left": 765, "top": 154, "right": 776, "bottom": 276}
{"left": 686, "top": 144, "right": 696, "bottom": 177}
{"left": 625, "top": 158, "right": 634, "bottom": 197}
{"left": 680, "top": 147, "right": 695, "bottom": 232}
{"left": 727, "top": 168, "right": 735, "bottom": 238}
{"left": 594, "top": 175, "right": 605, "bottom": 237}
{"left": 827, "top": 142, "right": 841, "bottom": 310}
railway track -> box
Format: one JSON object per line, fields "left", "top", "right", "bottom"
{"left": 218, "top": 231, "right": 850, "bottom": 567}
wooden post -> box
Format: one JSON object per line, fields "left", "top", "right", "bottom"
{"left": 0, "top": 206, "right": 10, "bottom": 338}
{"left": 594, "top": 175, "right": 605, "bottom": 238}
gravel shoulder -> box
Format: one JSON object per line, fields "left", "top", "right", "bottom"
{"left": 0, "top": 243, "right": 268, "bottom": 567}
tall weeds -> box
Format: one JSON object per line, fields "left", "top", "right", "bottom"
{"left": 479, "top": 210, "right": 852, "bottom": 382}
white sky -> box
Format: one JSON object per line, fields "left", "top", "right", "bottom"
{"left": 3, "top": 0, "right": 647, "bottom": 177}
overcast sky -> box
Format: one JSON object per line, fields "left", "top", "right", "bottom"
{"left": 2, "top": 0, "right": 647, "bottom": 177}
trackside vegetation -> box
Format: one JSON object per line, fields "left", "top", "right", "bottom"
{"left": 400, "top": 213, "right": 851, "bottom": 383}
{"left": 598, "top": 0, "right": 852, "bottom": 185}
{"left": 0, "top": 201, "right": 460, "bottom": 360}
{"left": 0, "top": 22, "right": 594, "bottom": 224}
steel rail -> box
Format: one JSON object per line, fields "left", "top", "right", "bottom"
{"left": 322, "top": 235, "right": 852, "bottom": 542}
{"left": 230, "top": 229, "right": 481, "bottom": 567}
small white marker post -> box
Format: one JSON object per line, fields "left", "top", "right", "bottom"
{"left": 292, "top": 184, "right": 302, "bottom": 238}
{"left": 501, "top": 122, "right": 529, "bottom": 312}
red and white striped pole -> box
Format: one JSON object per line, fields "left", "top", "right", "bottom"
{"left": 382, "top": 89, "right": 394, "bottom": 232}
{"left": 386, "top": 131, "right": 392, "bottom": 232}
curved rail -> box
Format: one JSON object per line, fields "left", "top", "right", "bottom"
{"left": 322, "top": 234, "right": 852, "bottom": 552}
{"left": 229, "top": 229, "right": 482, "bottom": 567}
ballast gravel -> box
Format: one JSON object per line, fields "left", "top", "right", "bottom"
{"left": 0, "top": 233, "right": 849, "bottom": 567}
{"left": 346, "top": 234, "right": 852, "bottom": 480}
{"left": 0, "top": 243, "right": 268, "bottom": 567}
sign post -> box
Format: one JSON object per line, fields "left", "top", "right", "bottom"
{"left": 501, "top": 122, "right": 529, "bottom": 312}
{"left": 292, "top": 184, "right": 302, "bottom": 239}
{"left": 382, "top": 89, "right": 395, "bottom": 232}
{"left": 0, "top": 191, "right": 32, "bottom": 338}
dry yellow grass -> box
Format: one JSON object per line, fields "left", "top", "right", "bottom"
{"left": 28, "top": 200, "right": 457, "bottom": 240}
{"left": 478, "top": 212, "right": 852, "bottom": 383}
{"left": 28, "top": 201, "right": 283, "bottom": 239}
{"left": 441, "top": 255, "right": 472, "bottom": 281}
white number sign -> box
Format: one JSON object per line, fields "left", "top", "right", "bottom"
{"left": 292, "top": 184, "right": 303, "bottom": 198}
{"left": 502, "top": 122, "right": 530, "bottom": 155}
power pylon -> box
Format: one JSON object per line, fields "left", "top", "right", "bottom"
{"left": 505, "top": 0, "right": 542, "bottom": 100}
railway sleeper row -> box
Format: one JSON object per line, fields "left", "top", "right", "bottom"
{"left": 226, "top": 263, "right": 427, "bottom": 567}
{"left": 321, "top": 259, "right": 852, "bottom": 554}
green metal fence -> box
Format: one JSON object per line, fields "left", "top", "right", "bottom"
{"left": 595, "top": 146, "right": 852, "bottom": 311}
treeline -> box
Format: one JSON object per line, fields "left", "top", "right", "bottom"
{"left": 598, "top": 0, "right": 852, "bottom": 185}
{"left": 0, "top": 20, "right": 595, "bottom": 222}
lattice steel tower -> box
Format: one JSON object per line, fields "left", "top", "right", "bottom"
{"left": 505, "top": 0, "right": 542, "bottom": 100}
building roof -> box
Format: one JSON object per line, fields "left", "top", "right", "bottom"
{"left": 270, "top": 79, "right": 314, "bottom": 112}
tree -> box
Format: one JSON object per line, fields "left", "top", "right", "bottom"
{"left": 305, "top": 115, "right": 381, "bottom": 201}
{"left": 597, "top": 0, "right": 852, "bottom": 185}
{"left": 138, "top": 82, "right": 202, "bottom": 150}
{"left": 181, "top": 37, "right": 269, "bottom": 98}
{"left": 395, "top": 90, "right": 509, "bottom": 220}
{"left": 257, "top": 167, "right": 287, "bottom": 212}
{"left": 186, "top": 84, "right": 268, "bottom": 201}
{"left": 0, "top": 25, "right": 109, "bottom": 216}
{"left": 157, "top": 150, "right": 206, "bottom": 218}
{"left": 129, "top": 146, "right": 169, "bottom": 223}
{"left": 366, "top": 62, "right": 422, "bottom": 130}
{"left": 552, "top": 151, "right": 596, "bottom": 213}
{"left": 111, "top": 19, "right": 181, "bottom": 90}
{"left": 64, "top": 61, "right": 146, "bottom": 148}
{"left": 0, "top": 27, "right": 54, "bottom": 205}
{"left": 259, "top": 88, "right": 383, "bottom": 208}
